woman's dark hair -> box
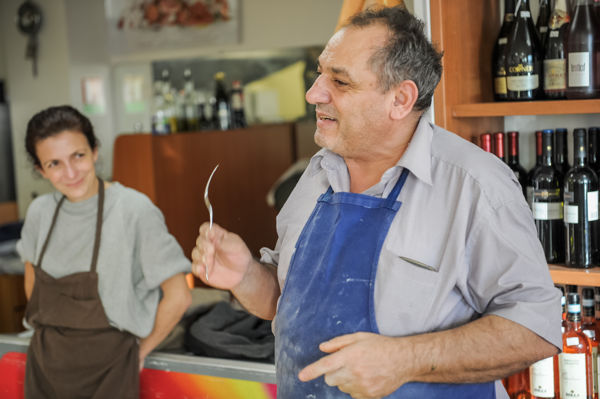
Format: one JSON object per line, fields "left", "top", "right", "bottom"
{"left": 25, "top": 105, "right": 99, "bottom": 167}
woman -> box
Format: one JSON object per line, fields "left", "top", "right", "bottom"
{"left": 17, "top": 105, "right": 192, "bottom": 398}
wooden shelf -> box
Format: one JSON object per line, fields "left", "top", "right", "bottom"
{"left": 549, "top": 264, "right": 600, "bottom": 287}
{"left": 453, "top": 99, "right": 600, "bottom": 118}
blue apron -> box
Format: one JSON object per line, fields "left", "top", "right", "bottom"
{"left": 274, "top": 168, "right": 495, "bottom": 398}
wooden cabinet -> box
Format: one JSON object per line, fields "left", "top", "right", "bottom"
{"left": 112, "top": 123, "right": 297, "bottom": 259}
{"left": 429, "top": 0, "right": 600, "bottom": 286}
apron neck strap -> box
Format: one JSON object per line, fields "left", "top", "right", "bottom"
{"left": 36, "top": 177, "right": 105, "bottom": 272}
{"left": 384, "top": 168, "right": 410, "bottom": 206}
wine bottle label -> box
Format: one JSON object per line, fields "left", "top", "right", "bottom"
{"left": 231, "top": 93, "right": 243, "bottom": 110}
{"left": 498, "top": 37, "right": 508, "bottom": 45}
{"left": 507, "top": 74, "right": 539, "bottom": 91}
{"left": 559, "top": 352, "right": 588, "bottom": 398}
{"left": 533, "top": 202, "right": 563, "bottom": 220}
{"left": 549, "top": 30, "right": 559, "bottom": 38}
{"left": 568, "top": 52, "right": 591, "bottom": 88}
{"left": 588, "top": 191, "right": 599, "bottom": 221}
{"left": 584, "top": 329, "right": 596, "bottom": 340}
{"left": 565, "top": 204, "right": 579, "bottom": 224}
{"left": 494, "top": 77, "right": 507, "bottom": 95}
{"left": 520, "top": 11, "right": 531, "bottom": 18}
{"left": 540, "top": 26, "right": 548, "bottom": 33}
{"left": 544, "top": 59, "right": 567, "bottom": 90}
{"left": 530, "top": 357, "right": 555, "bottom": 397}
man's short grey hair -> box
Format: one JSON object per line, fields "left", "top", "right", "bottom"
{"left": 347, "top": 6, "right": 443, "bottom": 111}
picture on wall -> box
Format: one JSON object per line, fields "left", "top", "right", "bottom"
{"left": 104, "top": 0, "right": 240, "bottom": 57}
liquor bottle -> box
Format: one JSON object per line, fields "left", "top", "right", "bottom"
{"left": 493, "top": 131, "right": 506, "bottom": 162}
{"left": 533, "top": 129, "right": 565, "bottom": 263}
{"left": 566, "top": 0, "right": 600, "bottom": 99}
{"left": 230, "top": 80, "right": 247, "bottom": 129}
{"left": 480, "top": 133, "right": 493, "bottom": 152}
{"left": 555, "top": 128, "right": 572, "bottom": 178}
{"left": 530, "top": 355, "right": 559, "bottom": 399}
{"left": 537, "top": 0, "right": 552, "bottom": 47}
{"left": 562, "top": 285, "right": 569, "bottom": 334}
{"left": 528, "top": 131, "right": 544, "bottom": 208}
{"left": 564, "top": 128, "right": 600, "bottom": 268}
{"left": 582, "top": 287, "right": 600, "bottom": 399}
{"left": 494, "top": 0, "right": 517, "bottom": 101}
{"left": 507, "top": 131, "right": 528, "bottom": 196}
{"left": 182, "top": 68, "right": 199, "bottom": 132}
{"left": 505, "top": 368, "right": 531, "bottom": 399}
{"left": 544, "top": 0, "right": 571, "bottom": 98}
{"left": 560, "top": 292, "right": 594, "bottom": 399}
{"left": 506, "top": 0, "right": 544, "bottom": 100}
{"left": 213, "top": 71, "right": 231, "bottom": 131}
{"left": 590, "top": 127, "right": 600, "bottom": 173}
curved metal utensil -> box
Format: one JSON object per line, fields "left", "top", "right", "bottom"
{"left": 203, "top": 164, "right": 219, "bottom": 281}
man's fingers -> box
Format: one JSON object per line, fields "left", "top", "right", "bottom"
{"left": 319, "top": 333, "right": 361, "bottom": 353}
{"left": 298, "top": 351, "right": 344, "bottom": 382}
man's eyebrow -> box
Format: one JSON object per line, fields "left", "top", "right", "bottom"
{"left": 316, "top": 60, "right": 356, "bottom": 84}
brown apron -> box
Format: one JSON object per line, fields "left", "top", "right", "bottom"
{"left": 24, "top": 178, "right": 139, "bottom": 399}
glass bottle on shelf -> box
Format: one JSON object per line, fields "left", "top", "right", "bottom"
{"left": 493, "top": 131, "right": 506, "bottom": 161}
{"left": 528, "top": 130, "right": 544, "bottom": 208}
{"left": 560, "top": 292, "right": 594, "bottom": 399}
{"left": 480, "top": 133, "right": 493, "bottom": 152}
{"left": 213, "top": 71, "right": 231, "bottom": 131}
{"left": 564, "top": 128, "right": 599, "bottom": 268}
{"left": 533, "top": 129, "right": 565, "bottom": 264}
{"left": 544, "top": 0, "right": 571, "bottom": 99}
{"left": 182, "top": 68, "right": 199, "bottom": 132}
{"left": 566, "top": 0, "right": 600, "bottom": 99}
{"left": 590, "top": 127, "right": 600, "bottom": 173}
{"left": 507, "top": 131, "right": 528, "bottom": 196}
{"left": 506, "top": 0, "right": 543, "bottom": 100}
{"left": 555, "top": 128, "right": 572, "bottom": 178}
{"left": 537, "top": 0, "right": 552, "bottom": 47}
{"left": 505, "top": 368, "right": 531, "bottom": 399}
{"left": 493, "top": 0, "right": 516, "bottom": 101}
{"left": 582, "top": 287, "right": 600, "bottom": 398}
{"left": 230, "top": 80, "right": 247, "bottom": 129}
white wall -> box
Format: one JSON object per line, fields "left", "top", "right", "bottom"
{"left": 1, "top": 0, "right": 344, "bottom": 217}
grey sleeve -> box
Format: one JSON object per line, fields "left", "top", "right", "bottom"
{"left": 464, "top": 200, "right": 563, "bottom": 349}
{"left": 15, "top": 200, "right": 43, "bottom": 265}
{"left": 135, "top": 200, "right": 191, "bottom": 289}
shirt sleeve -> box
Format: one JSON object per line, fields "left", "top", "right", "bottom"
{"left": 464, "top": 199, "right": 563, "bottom": 349}
{"left": 15, "top": 199, "right": 42, "bottom": 265}
{"left": 134, "top": 199, "right": 191, "bottom": 290}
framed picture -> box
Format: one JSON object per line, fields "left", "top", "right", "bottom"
{"left": 104, "top": 0, "right": 240, "bottom": 57}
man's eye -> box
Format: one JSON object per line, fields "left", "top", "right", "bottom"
{"left": 334, "top": 79, "right": 348, "bottom": 86}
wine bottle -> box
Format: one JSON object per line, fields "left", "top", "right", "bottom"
{"left": 590, "top": 127, "right": 600, "bottom": 173}
{"left": 537, "top": 0, "right": 552, "bottom": 47}
{"left": 560, "top": 292, "right": 594, "bottom": 399}
{"left": 230, "top": 80, "right": 247, "bottom": 129}
{"left": 530, "top": 355, "right": 559, "bottom": 399}
{"left": 544, "top": 0, "right": 571, "bottom": 98}
{"left": 506, "top": 0, "right": 544, "bottom": 100}
{"left": 213, "top": 71, "right": 231, "bottom": 131}
{"left": 564, "top": 128, "right": 600, "bottom": 268}
{"left": 595, "top": 287, "right": 600, "bottom": 322}
{"left": 528, "top": 130, "right": 544, "bottom": 208}
{"left": 582, "top": 287, "right": 600, "bottom": 398}
{"left": 493, "top": 0, "right": 516, "bottom": 101}
{"left": 493, "top": 131, "right": 506, "bottom": 162}
{"left": 566, "top": 0, "right": 600, "bottom": 99}
{"left": 555, "top": 128, "right": 572, "bottom": 177}
{"left": 507, "top": 131, "right": 528, "bottom": 196}
{"left": 505, "top": 368, "right": 531, "bottom": 399}
{"left": 533, "top": 129, "right": 566, "bottom": 263}
{"left": 480, "top": 133, "right": 493, "bottom": 152}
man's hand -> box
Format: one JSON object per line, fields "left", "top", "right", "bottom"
{"left": 298, "top": 332, "right": 412, "bottom": 399}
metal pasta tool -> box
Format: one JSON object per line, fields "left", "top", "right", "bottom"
{"left": 203, "top": 164, "right": 219, "bottom": 281}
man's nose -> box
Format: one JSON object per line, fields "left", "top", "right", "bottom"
{"left": 305, "top": 75, "right": 331, "bottom": 105}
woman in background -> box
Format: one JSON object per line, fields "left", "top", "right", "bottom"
{"left": 17, "top": 105, "right": 192, "bottom": 398}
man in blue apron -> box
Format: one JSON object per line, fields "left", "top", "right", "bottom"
{"left": 192, "top": 6, "right": 561, "bottom": 398}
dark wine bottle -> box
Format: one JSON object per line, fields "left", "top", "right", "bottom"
{"left": 555, "top": 128, "right": 572, "bottom": 177}
{"left": 564, "top": 128, "right": 599, "bottom": 268}
{"left": 589, "top": 126, "right": 600, "bottom": 172}
{"left": 480, "top": 133, "right": 493, "bottom": 152}
{"left": 493, "top": 131, "right": 506, "bottom": 162}
{"left": 566, "top": 0, "right": 600, "bottom": 99}
{"left": 544, "top": 0, "right": 571, "bottom": 98}
{"left": 493, "top": 0, "right": 516, "bottom": 101}
{"left": 537, "top": 0, "right": 552, "bottom": 47}
{"left": 506, "top": 0, "right": 543, "bottom": 100}
{"left": 230, "top": 80, "right": 247, "bottom": 129}
{"left": 533, "top": 129, "right": 565, "bottom": 263}
{"left": 507, "top": 131, "right": 528, "bottom": 196}
{"left": 527, "top": 130, "right": 544, "bottom": 208}
{"left": 213, "top": 71, "right": 231, "bottom": 131}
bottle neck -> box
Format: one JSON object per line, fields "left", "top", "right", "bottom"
{"left": 507, "top": 135, "right": 520, "bottom": 164}
{"left": 541, "top": 135, "right": 554, "bottom": 166}
{"left": 516, "top": 0, "right": 532, "bottom": 16}
{"left": 505, "top": 0, "right": 516, "bottom": 17}
{"left": 574, "top": 136, "right": 588, "bottom": 166}
{"left": 555, "top": 133, "right": 568, "bottom": 164}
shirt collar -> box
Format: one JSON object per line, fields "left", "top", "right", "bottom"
{"left": 306, "top": 116, "right": 434, "bottom": 189}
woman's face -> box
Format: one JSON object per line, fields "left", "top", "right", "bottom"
{"left": 35, "top": 129, "right": 99, "bottom": 202}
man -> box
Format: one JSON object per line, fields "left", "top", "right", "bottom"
{"left": 192, "top": 6, "right": 561, "bottom": 398}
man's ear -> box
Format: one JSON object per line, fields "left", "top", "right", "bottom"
{"left": 390, "top": 80, "right": 419, "bottom": 120}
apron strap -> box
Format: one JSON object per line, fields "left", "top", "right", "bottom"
{"left": 36, "top": 177, "right": 104, "bottom": 272}
{"left": 36, "top": 195, "right": 67, "bottom": 268}
{"left": 90, "top": 177, "right": 104, "bottom": 273}
{"left": 384, "top": 168, "right": 410, "bottom": 207}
